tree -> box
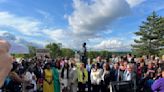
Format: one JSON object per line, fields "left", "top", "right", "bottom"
{"left": 87, "top": 51, "right": 100, "bottom": 59}
{"left": 159, "top": 49, "right": 164, "bottom": 56}
{"left": 61, "top": 48, "right": 75, "bottom": 58}
{"left": 28, "top": 46, "right": 36, "bottom": 57}
{"left": 12, "top": 46, "right": 36, "bottom": 58}
{"left": 132, "top": 11, "right": 164, "bottom": 56}
{"left": 46, "top": 43, "right": 60, "bottom": 58}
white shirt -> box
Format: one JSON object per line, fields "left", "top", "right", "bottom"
{"left": 125, "top": 71, "right": 131, "bottom": 81}
{"left": 24, "top": 71, "right": 33, "bottom": 81}
{"left": 128, "top": 57, "right": 132, "bottom": 62}
{"left": 112, "top": 57, "right": 118, "bottom": 63}
{"left": 91, "top": 69, "right": 102, "bottom": 85}
{"left": 23, "top": 71, "right": 37, "bottom": 91}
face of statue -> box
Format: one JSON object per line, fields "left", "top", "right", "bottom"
{"left": 0, "top": 40, "right": 12, "bottom": 87}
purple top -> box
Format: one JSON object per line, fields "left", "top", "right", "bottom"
{"left": 152, "top": 78, "right": 164, "bottom": 92}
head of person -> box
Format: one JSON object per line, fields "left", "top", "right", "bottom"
{"left": 112, "top": 54, "right": 116, "bottom": 58}
{"left": 148, "top": 62, "right": 153, "bottom": 69}
{"left": 11, "top": 62, "right": 19, "bottom": 72}
{"left": 96, "top": 56, "right": 101, "bottom": 62}
{"left": 87, "top": 58, "right": 92, "bottom": 65}
{"left": 94, "top": 63, "right": 100, "bottom": 70}
{"left": 151, "top": 55, "right": 155, "bottom": 60}
{"left": 162, "top": 68, "right": 164, "bottom": 78}
{"left": 162, "top": 55, "right": 164, "bottom": 61}
{"left": 123, "top": 61, "right": 128, "bottom": 69}
{"left": 120, "top": 65, "right": 125, "bottom": 71}
{"left": 126, "top": 63, "right": 133, "bottom": 73}
{"left": 80, "top": 63, "right": 85, "bottom": 70}
{"left": 103, "top": 63, "right": 110, "bottom": 71}
{"left": 36, "top": 61, "right": 41, "bottom": 67}
{"left": 140, "top": 62, "right": 145, "bottom": 67}
{"left": 127, "top": 53, "right": 132, "bottom": 58}
{"left": 83, "top": 42, "right": 86, "bottom": 47}
{"left": 139, "top": 58, "right": 144, "bottom": 63}
{"left": 64, "top": 62, "right": 69, "bottom": 69}
{"left": 114, "top": 63, "right": 119, "bottom": 69}
{"left": 45, "top": 63, "right": 51, "bottom": 69}
{"left": 70, "top": 60, "right": 76, "bottom": 68}
{"left": 55, "top": 60, "right": 61, "bottom": 69}
{"left": 28, "top": 67, "right": 34, "bottom": 73}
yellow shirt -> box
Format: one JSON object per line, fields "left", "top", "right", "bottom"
{"left": 77, "top": 68, "right": 88, "bottom": 83}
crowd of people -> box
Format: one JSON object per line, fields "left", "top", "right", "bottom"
{"left": 1, "top": 54, "right": 164, "bottom": 92}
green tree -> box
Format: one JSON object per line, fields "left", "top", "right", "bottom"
{"left": 28, "top": 46, "right": 36, "bottom": 57}
{"left": 159, "top": 49, "right": 164, "bottom": 56}
{"left": 12, "top": 46, "right": 36, "bottom": 58}
{"left": 46, "top": 43, "right": 60, "bottom": 58}
{"left": 87, "top": 51, "right": 99, "bottom": 59}
{"left": 99, "top": 50, "right": 110, "bottom": 58}
{"left": 61, "top": 48, "right": 75, "bottom": 58}
{"left": 132, "top": 12, "right": 164, "bottom": 56}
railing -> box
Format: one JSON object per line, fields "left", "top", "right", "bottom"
{"left": 109, "top": 81, "right": 135, "bottom": 92}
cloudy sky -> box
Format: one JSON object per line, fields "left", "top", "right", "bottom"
{"left": 0, "top": 0, "right": 164, "bottom": 51}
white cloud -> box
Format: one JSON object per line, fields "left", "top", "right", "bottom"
{"left": 43, "top": 29, "right": 70, "bottom": 42}
{"left": 65, "top": 0, "right": 146, "bottom": 50}
{"left": 0, "top": 11, "right": 71, "bottom": 48}
{"left": 68, "top": 0, "right": 131, "bottom": 36}
{"left": 126, "top": 0, "right": 145, "bottom": 7}
{"left": 0, "top": 12, "right": 42, "bottom": 36}
{"left": 0, "top": 32, "right": 16, "bottom": 41}
{"left": 0, "top": 0, "right": 146, "bottom": 51}
{"left": 93, "top": 39, "right": 131, "bottom": 51}
{"left": 0, "top": 32, "right": 43, "bottom": 48}
{"left": 43, "top": 29, "right": 80, "bottom": 48}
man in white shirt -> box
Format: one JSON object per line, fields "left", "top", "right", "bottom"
{"left": 123, "top": 63, "right": 137, "bottom": 91}
{"left": 123, "top": 64, "right": 133, "bottom": 81}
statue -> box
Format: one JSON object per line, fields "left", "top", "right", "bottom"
{"left": 81, "top": 42, "right": 87, "bottom": 65}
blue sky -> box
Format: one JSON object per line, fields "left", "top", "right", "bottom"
{"left": 0, "top": 0, "right": 164, "bottom": 51}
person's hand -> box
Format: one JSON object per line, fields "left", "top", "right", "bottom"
{"left": 148, "top": 70, "right": 154, "bottom": 73}
{"left": 157, "top": 73, "right": 161, "bottom": 76}
{"left": 144, "top": 73, "right": 148, "bottom": 78}
{"left": 0, "top": 40, "right": 12, "bottom": 87}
